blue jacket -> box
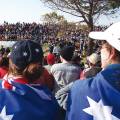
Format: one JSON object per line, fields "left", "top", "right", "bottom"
{"left": 66, "top": 64, "right": 120, "bottom": 120}
{"left": 0, "top": 81, "right": 61, "bottom": 120}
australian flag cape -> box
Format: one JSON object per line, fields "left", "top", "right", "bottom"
{"left": 66, "top": 64, "right": 120, "bottom": 120}
{"left": 0, "top": 79, "right": 60, "bottom": 120}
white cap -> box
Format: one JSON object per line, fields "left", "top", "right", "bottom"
{"left": 89, "top": 22, "right": 120, "bottom": 51}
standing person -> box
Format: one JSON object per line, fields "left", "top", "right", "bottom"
{"left": 80, "top": 53, "right": 101, "bottom": 79}
{"left": 52, "top": 43, "right": 61, "bottom": 56}
{"left": 51, "top": 46, "right": 81, "bottom": 111}
{"left": 44, "top": 53, "right": 56, "bottom": 73}
{"left": 0, "top": 40, "right": 60, "bottom": 120}
{"left": 0, "top": 45, "right": 5, "bottom": 55}
{"left": 66, "top": 22, "right": 120, "bottom": 120}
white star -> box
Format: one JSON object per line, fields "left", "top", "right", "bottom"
{"left": 35, "top": 49, "right": 39, "bottom": 53}
{"left": 83, "top": 96, "right": 120, "bottom": 120}
{"left": 0, "top": 106, "right": 14, "bottom": 120}
{"left": 23, "top": 52, "right": 27, "bottom": 57}
{"left": 14, "top": 46, "right": 17, "bottom": 49}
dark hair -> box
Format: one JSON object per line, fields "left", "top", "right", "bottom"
{"left": 60, "top": 46, "right": 75, "bottom": 61}
{"left": 0, "top": 57, "right": 9, "bottom": 68}
{"left": 23, "top": 63, "right": 43, "bottom": 83}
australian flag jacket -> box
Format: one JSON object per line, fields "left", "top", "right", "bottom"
{"left": 66, "top": 64, "right": 120, "bottom": 120}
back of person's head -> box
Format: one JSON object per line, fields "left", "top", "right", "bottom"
{"left": 60, "top": 46, "right": 75, "bottom": 61}
{"left": 87, "top": 53, "right": 101, "bottom": 66}
{"left": 5, "top": 47, "right": 10, "bottom": 55}
{"left": 0, "top": 56, "right": 9, "bottom": 68}
{"left": 47, "top": 53, "right": 55, "bottom": 65}
{"left": 89, "top": 22, "right": 120, "bottom": 68}
{"left": 9, "top": 40, "right": 44, "bottom": 82}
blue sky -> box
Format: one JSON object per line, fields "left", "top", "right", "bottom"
{"left": 0, "top": 0, "right": 120, "bottom": 25}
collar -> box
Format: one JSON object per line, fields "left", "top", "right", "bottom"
{"left": 105, "top": 64, "right": 120, "bottom": 70}
{"left": 2, "top": 77, "right": 29, "bottom": 90}
{"left": 13, "top": 77, "right": 28, "bottom": 84}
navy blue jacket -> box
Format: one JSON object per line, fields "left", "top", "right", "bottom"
{"left": 66, "top": 64, "right": 120, "bottom": 120}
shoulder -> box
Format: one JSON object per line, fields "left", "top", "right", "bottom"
{"left": 72, "top": 78, "right": 94, "bottom": 91}
{"left": 70, "top": 74, "right": 101, "bottom": 96}
{"left": 69, "top": 72, "right": 105, "bottom": 99}
{"left": 51, "top": 63, "right": 63, "bottom": 71}
{"left": 51, "top": 63, "right": 62, "bottom": 68}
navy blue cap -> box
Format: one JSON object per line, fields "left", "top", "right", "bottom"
{"left": 10, "top": 40, "right": 43, "bottom": 69}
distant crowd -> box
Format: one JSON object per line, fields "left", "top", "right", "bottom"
{"left": 0, "top": 22, "right": 120, "bottom": 120}
{"left": 0, "top": 22, "right": 107, "bottom": 43}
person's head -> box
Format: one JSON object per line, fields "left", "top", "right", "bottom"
{"left": 9, "top": 40, "right": 44, "bottom": 83}
{"left": 100, "top": 42, "right": 120, "bottom": 68}
{"left": 89, "top": 22, "right": 120, "bottom": 69}
{"left": 47, "top": 53, "right": 55, "bottom": 65}
{"left": 5, "top": 47, "right": 10, "bottom": 55}
{"left": 0, "top": 56, "right": 9, "bottom": 68}
{"left": 60, "top": 46, "right": 75, "bottom": 62}
{"left": 87, "top": 53, "right": 100, "bottom": 67}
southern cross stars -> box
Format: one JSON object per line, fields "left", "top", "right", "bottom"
{"left": 23, "top": 48, "right": 40, "bottom": 57}
{"left": 23, "top": 52, "right": 27, "bottom": 56}
{"left": 35, "top": 48, "right": 39, "bottom": 52}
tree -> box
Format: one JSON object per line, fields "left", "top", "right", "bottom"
{"left": 42, "top": 12, "right": 65, "bottom": 24}
{"left": 41, "top": 0, "right": 120, "bottom": 31}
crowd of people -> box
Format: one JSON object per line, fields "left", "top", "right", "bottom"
{"left": 0, "top": 22, "right": 59, "bottom": 42}
{"left": 0, "top": 22, "right": 119, "bottom": 120}
{"left": 0, "top": 22, "right": 107, "bottom": 43}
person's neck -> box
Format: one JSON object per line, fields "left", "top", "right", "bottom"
{"left": 60, "top": 56, "right": 71, "bottom": 63}
{"left": 111, "top": 60, "right": 120, "bottom": 65}
{"left": 102, "top": 61, "right": 120, "bottom": 70}
{"left": 62, "top": 59, "right": 71, "bottom": 63}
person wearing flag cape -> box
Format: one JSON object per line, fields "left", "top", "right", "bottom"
{"left": 0, "top": 40, "right": 61, "bottom": 120}
{"left": 66, "top": 22, "right": 120, "bottom": 120}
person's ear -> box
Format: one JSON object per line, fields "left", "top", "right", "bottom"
{"left": 109, "top": 48, "right": 116, "bottom": 60}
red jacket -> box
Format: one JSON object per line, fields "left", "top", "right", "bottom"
{"left": 32, "top": 67, "right": 54, "bottom": 91}
{"left": 0, "top": 67, "right": 8, "bottom": 79}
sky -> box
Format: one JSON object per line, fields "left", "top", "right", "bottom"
{"left": 0, "top": 0, "right": 120, "bottom": 25}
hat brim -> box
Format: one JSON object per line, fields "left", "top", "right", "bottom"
{"left": 89, "top": 32, "right": 108, "bottom": 40}
{"left": 89, "top": 31, "right": 120, "bottom": 52}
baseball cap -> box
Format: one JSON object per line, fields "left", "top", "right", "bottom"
{"left": 10, "top": 40, "right": 43, "bottom": 69}
{"left": 89, "top": 22, "right": 120, "bottom": 51}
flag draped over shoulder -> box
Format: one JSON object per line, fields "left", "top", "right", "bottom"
{"left": 66, "top": 64, "right": 120, "bottom": 120}
{"left": 0, "top": 80, "right": 60, "bottom": 120}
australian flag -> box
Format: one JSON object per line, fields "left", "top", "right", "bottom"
{"left": 0, "top": 79, "right": 60, "bottom": 120}
{"left": 66, "top": 64, "right": 120, "bottom": 120}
